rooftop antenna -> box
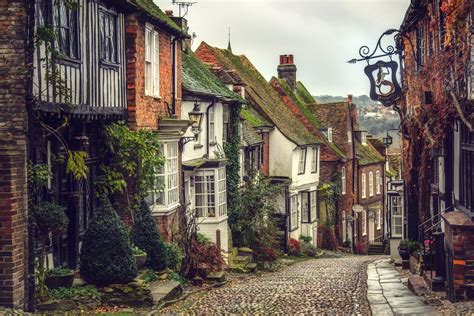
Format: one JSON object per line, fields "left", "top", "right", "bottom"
{"left": 172, "top": 0, "right": 197, "bottom": 18}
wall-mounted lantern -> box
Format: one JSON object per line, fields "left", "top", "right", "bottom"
{"left": 180, "top": 101, "right": 204, "bottom": 149}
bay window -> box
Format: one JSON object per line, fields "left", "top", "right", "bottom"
{"left": 195, "top": 167, "right": 227, "bottom": 218}
{"left": 298, "top": 148, "right": 307, "bottom": 175}
{"left": 147, "top": 142, "right": 179, "bottom": 209}
{"left": 145, "top": 24, "right": 160, "bottom": 96}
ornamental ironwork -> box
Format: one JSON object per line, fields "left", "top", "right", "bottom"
{"left": 348, "top": 28, "right": 419, "bottom": 107}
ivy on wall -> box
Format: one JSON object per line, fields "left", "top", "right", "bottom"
{"left": 223, "top": 101, "right": 243, "bottom": 232}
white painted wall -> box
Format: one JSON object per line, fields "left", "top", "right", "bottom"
{"left": 269, "top": 128, "right": 293, "bottom": 178}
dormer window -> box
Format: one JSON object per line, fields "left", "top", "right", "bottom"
{"left": 361, "top": 132, "right": 367, "bottom": 145}
{"left": 327, "top": 128, "right": 333, "bottom": 143}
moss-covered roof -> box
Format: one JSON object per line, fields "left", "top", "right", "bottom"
{"left": 242, "top": 120, "right": 263, "bottom": 146}
{"left": 129, "top": 0, "right": 185, "bottom": 36}
{"left": 197, "top": 42, "right": 321, "bottom": 146}
{"left": 295, "top": 81, "right": 317, "bottom": 105}
{"left": 240, "top": 107, "right": 271, "bottom": 127}
{"left": 182, "top": 51, "right": 242, "bottom": 101}
{"left": 356, "top": 141, "right": 385, "bottom": 166}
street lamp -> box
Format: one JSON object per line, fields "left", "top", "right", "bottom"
{"left": 383, "top": 134, "right": 393, "bottom": 147}
{"left": 180, "top": 101, "right": 204, "bottom": 149}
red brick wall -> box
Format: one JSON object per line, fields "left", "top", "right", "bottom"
{"left": 444, "top": 211, "right": 474, "bottom": 300}
{"left": 0, "top": 0, "right": 29, "bottom": 308}
{"left": 126, "top": 13, "right": 182, "bottom": 129}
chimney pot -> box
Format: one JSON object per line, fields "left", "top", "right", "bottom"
{"left": 165, "top": 10, "right": 173, "bottom": 17}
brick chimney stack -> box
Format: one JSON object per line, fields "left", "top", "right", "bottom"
{"left": 347, "top": 94, "right": 353, "bottom": 104}
{"left": 277, "top": 54, "right": 297, "bottom": 90}
{"left": 165, "top": 10, "right": 173, "bottom": 17}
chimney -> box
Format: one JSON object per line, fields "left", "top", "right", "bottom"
{"left": 347, "top": 94, "right": 353, "bottom": 104}
{"left": 277, "top": 54, "right": 297, "bottom": 90}
{"left": 165, "top": 10, "right": 173, "bottom": 17}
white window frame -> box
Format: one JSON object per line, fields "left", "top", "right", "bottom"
{"left": 376, "top": 170, "right": 381, "bottom": 194}
{"left": 361, "top": 209, "right": 367, "bottom": 236}
{"left": 327, "top": 127, "right": 333, "bottom": 142}
{"left": 148, "top": 142, "right": 179, "bottom": 210}
{"left": 209, "top": 106, "right": 215, "bottom": 144}
{"left": 376, "top": 209, "right": 382, "bottom": 230}
{"left": 362, "top": 173, "right": 367, "bottom": 199}
{"left": 391, "top": 196, "right": 403, "bottom": 237}
{"left": 369, "top": 171, "right": 374, "bottom": 197}
{"left": 341, "top": 167, "right": 346, "bottom": 195}
{"left": 290, "top": 195, "right": 298, "bottom": 230}
{"left": 298, "top": 148, "right": 307, "bottom": 175}
{"left": 310, "top": 191, "right": 317, "bottom": 223}
{"left": 347, "top": 131, "right": 352, "bottom": 143}
{"left": 195, "top": 167, "right": 227, "bottom": 219}
{"left": 145, "top": 24, "right": 160, "bottom": 97}
{"left": 223, "top": 104, "right": 229, "bottom": 142}
{"left": 311, "top": 147, "right": 318, "bottom": 173}
{"left": 301, "top": 192, "right": 309, "bottom": 223}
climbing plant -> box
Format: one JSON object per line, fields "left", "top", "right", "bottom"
{"left": 96, "top": 122, "right": 165, "bottom": 207}
{"left": 223, "top": 101, "right": 243, "bottom": 232}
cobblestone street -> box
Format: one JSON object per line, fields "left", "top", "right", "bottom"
{"left": 162, "top": 255, "right": 386, "bottom": 314}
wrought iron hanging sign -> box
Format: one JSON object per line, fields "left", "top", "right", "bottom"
{"left": 348, "top": 28, "right": 417, "bottom": 108}
{"left": 364, "top": 60, "right": 402, "bottom": 107}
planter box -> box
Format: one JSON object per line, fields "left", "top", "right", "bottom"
{"left": 45, "top": 272, "right": 75, "bottom": 289}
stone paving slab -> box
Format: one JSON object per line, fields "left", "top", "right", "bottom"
{"left": 367, "top": 259, "right": 436, "bottom": 316}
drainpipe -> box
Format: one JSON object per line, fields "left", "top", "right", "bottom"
{"left": 348, "top": 102, "right": 357, "bottom": 253}
{"left": 171, "top": 37, "right": 178, "bottom": 116}
{"left": 205, "top": 98, "right": 216, "bottom": 158}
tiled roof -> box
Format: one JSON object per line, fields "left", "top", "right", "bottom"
{"left": 129, "top": 0, "right": 185, "bottom": 36}
{"left": 273, "top": 78, "right": 344, "bottom": 157}
{"left": 240, "top": 107, "right": 271, "bottom": 128}
{"left": 242, "top": 120, "right": 263, "bottom": 146}
{"left": 368, "top": 138, "right": 387, "bottom": 149}
{"left": 210, "top": 68, "right": 237, "bottom": 85}
{"left": 181, "top": 51, "right": 241, "bottom": 101}
{"left": 196, "top": 42, "right": 321, "bottom": 146}
{"left": 355, "top": 141, "right": 385, "bottom": 166}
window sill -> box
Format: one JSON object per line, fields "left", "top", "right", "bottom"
{"left": 150, "top": 202, "right": 180, "bottom": 214}
{"left": 362, "top": 233, "right": 367, "bottom": 237}
{"left": 56, "top": 56, "right": 82, "bottom": 68}
{"left": 289, "top": 226, "right": 299, "bottom": 232}
{"left": 209, "top": 141, "right": 217, "bottom": 147}
{"left": 100, "top": 60, "right": 120, "bottom": 69}
{"left": 196, "top": 216, "right": 228, "bottom": 224}
{"left": 145, "top": 93, "right": 162, "bottom": 100}
{"left": 194, "top": 144, "right": 204, "bottom": 149}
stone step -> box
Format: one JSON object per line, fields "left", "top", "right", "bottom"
{"left": 148, "top": 280, "right": 182, "bottom": 304}
{"left": 206, "top": 271, "right": 226, "bottom": 283}
{"left": 233, "top": 255, "right": 249, "bottom": 265}
{"left": 246, "top": 263, "right": 257, "bottom": 272}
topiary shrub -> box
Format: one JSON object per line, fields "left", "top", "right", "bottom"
{"left": 131, "top": 200, "right": 167, "bottom": 271}
{"left": 80, "top": 201, "right": 137, "bottom": 285}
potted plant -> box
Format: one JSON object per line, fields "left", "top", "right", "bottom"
{"left": 33, "top": 201, "right": 69, "bottom": 297}
{"left": 45, "top": 267, "right": 75, "bottom": 289}
{"left": 132, "top": 246, "right": 147, "bottom": 269}
{"left": 398, "top": 239, "right": 410, "bottom": 261}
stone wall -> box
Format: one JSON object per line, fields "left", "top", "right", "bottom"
{"left": 0, "top": 0, "right": 29, "bottom": 308}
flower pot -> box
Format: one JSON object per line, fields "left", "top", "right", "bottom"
{"left": 134, "top": 253, "right": 147, "bottom": 269}
{"left": 45, "top": 271, "right": 75, "bottom": 289}
{"left": 398, "top": 248, "right": 410, "bottom": 261}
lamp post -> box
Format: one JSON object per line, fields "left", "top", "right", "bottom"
{"left": 383, "top": 128, "right": 399, "bottom": 147}
{"left": 180, "top": 101, "right": 204, "bottom": 149}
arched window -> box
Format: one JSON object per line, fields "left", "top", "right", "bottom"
{"left": 341, "top": 167, "right": 346, "bottom": 194}
{"left": 362, "top": 173, "right": 366, "bottom": 199}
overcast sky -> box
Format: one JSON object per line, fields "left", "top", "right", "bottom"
{"left": 156, "top": 0, "right": 410, "bottom": 96}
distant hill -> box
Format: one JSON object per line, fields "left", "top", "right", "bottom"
{"left": 313, "top": 95, "right": 376, "bottom": 107}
